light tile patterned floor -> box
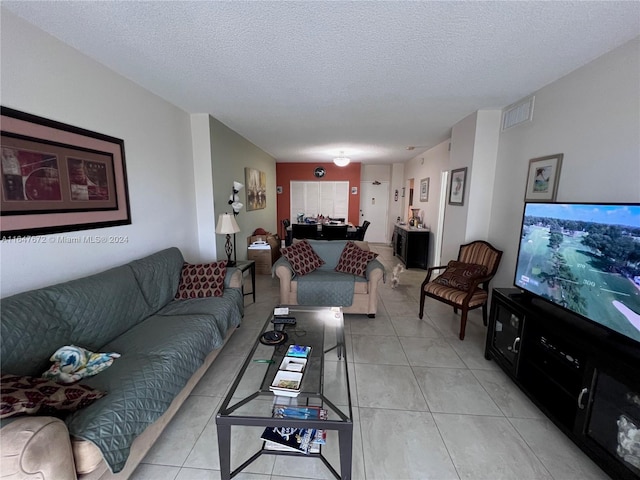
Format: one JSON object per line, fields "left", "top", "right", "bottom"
{"left": 130, "top": 244, "right": 609, "bottom": 480}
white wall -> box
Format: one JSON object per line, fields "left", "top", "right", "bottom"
{"left": 489, "top": 36, "right": 640, "bottom": 289}
{"left": 0, "top": 11, "right": 199, "bottom": 296}
{"left": 466, "top": 110, "right": 501, "bottom": 241}
{"left": 441, "top": 113, "right": 476, "bottom": 261}
{"left": 403, "top": 139, "right": 451, "bottom": 266}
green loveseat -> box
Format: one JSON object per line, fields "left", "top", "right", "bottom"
{"left": 0, "top": 247, "right": 243, "bottom": 479}
{"left": 273, "top": 239, "right": 385, "bottom": 317}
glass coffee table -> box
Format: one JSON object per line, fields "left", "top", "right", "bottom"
{"left": 216, "top": 306, "right": 353, "bottom": 479}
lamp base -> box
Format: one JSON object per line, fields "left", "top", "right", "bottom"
{"left": 224, "top": 234, "right": 235, "bottom": 267}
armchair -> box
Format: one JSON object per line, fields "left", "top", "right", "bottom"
{"left": 419, "top": 240, "right": 502, "bottom": 340}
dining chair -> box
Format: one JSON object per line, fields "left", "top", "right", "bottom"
{"left": 291, "top": 223, "right": 318, "bottom": 240}
{"left": 322, "top": 224, "right": 348, "bottom": 240}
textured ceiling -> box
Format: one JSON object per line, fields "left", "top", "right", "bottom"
{"left": 3, "top": 1, "right": 639, "bottom": 164}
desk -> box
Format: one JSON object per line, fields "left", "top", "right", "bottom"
{"left": 234, "top": 260, "right": 255, "bottom": 303}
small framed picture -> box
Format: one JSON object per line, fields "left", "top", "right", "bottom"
{"left": 351, "top": 186, "right": 358, "bottom": 194}
{"left": 524, "top": 154, "right": 563, "bottom": 202}
{"left": 448, "top": 167, "right": 467, "bottom": 206}
{"left": 276, "top": 185, "right": 283, "bottom": 194}
{"left": 420, "top": 177, "right": 429, "bottom": 202}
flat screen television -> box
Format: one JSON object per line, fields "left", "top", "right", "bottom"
{"left": 514, "top": 202, "right": 640, "bottom": 344}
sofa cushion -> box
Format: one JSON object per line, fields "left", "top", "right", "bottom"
{"left": 175, "top": 261, "right": 227, "bottom": 299}
{"left": 68, "top": 312, "right": 230, "bottom": 473}
{"left": 157, "top": 288, "right": 243, "bottom": 334}
{"left": 127, "top": 247, "right": 185, "bottom": 311}
{"left": 1, "top": 374, "right": 105, "bottom": 419}
{"left": 0, "top": 265, "right": 150, "bottom": 377}
{"left": 281, "top": 240, "right": 325, "bottom": 276}
{"left": 432, "top": 261, "right": 488, "bottom": 291}
{"left": 335, "top": 241, "right": 379, "bottom": 277}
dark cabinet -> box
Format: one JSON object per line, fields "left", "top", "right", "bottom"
{"left": 486, "top": 289, "right": 640, "bottom": 480}
{"left": 393, "top": 224, "right": 429, "bottom": 269}
{"left": 485, "top": 296, "right": 526, "bottom": 376}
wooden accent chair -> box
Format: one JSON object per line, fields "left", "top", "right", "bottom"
{"left": 419, "top": 240, "right": 503, "bottom": 340}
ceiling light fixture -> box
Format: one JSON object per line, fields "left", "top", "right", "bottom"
{"left": 333, "top": 151, "right": 350, "bottom": 167}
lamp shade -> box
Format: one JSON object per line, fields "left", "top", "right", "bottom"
{"left": 215, "top": 213, "right": 240, "bottom": 235}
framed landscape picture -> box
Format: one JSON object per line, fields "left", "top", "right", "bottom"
{"left": 524, "top": 154, "right": 563, "bottom": 202}
{"left": 420, "top": 177, "right": 429, "bottom": 202}
{"left": 0, "top": 107, "right": 131, "bottom": 237}
{"left": 448, "top": 167, "right": 467, "bottom": 206}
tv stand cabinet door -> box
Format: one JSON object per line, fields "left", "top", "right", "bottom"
{"left": 575, "top": 361, "right": 640, "bottom": 480}
{"left": 485, "top": 289, "right": 526, "bottom": 377}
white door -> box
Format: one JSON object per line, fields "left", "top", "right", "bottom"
{"left": 359, "top": 181, "right": 389, "bottom": 243}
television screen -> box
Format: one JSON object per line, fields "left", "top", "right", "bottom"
{"left": 514, "top": 203, "right": 640, "bottom": 343}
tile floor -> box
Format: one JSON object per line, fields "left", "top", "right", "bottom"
{"left": 130, "top": 244, "right": 610, "bottom": 480}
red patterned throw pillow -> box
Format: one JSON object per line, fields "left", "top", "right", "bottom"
{"left": 281, "top": 240, "right": 325, "bottom": 276}
{"left": 432, "top": 261, "right": 488, "bottom": 291}
{"left": 335, "top": 241, "right": 379, "bottom": 277}
{"left": 175, "top": 261, "right": 227, "bottom": 299}
{"left": 1, "top": 374, "right": 105, "bottom": 419}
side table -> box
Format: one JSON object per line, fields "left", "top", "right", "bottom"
{"left": 233, "top": 260, "right": 255, "bottom": 303}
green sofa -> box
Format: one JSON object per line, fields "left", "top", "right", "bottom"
{"left": 0, "top": 247, "right": 243, "bottom": 479}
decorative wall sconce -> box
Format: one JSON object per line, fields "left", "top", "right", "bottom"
{"left": 229, "top": 181, "right": 244, "bottom": 215}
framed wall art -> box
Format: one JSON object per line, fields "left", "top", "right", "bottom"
{"left": 448, "top": 167, "right": 467, "bottom": 206}
{"left": 524, "top": 154, "right": 563, "bottom": 202}
{"left": 420, "top": 177, "right": 429, "bottom": 202}
{"left": 0, "top": 107, "right": 131, "bottom": 237}
{"left": 245, "top": 167, "right": 266, "bottom": 211}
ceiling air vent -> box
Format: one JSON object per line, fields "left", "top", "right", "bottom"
{"left": 502, "top": 95, "right": 535, "bottom": 131}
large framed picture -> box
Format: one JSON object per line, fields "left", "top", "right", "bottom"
{"left": 245, "top": 167, "right": 266, "bottom": 211}
{"left": 448, "top": 167, "right": 467, "bottom": 206}
{"left": 1, "top": 107, "right": 131, "bottom": 237}
{"left": 524, "top": 154, "right": 563, "bottom": 202}
{"left": 419, "top": 177, "right": 429, "bottom": 202}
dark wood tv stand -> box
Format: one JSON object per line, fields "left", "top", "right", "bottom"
{"left": 485, "top": 288, "right": 640, "bottom": 480}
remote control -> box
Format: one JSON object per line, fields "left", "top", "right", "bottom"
{"left": 272, "top": 316, "right": 296, "bottom": 325}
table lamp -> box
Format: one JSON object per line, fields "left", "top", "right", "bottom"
{"left": 215, "top": 213, "right": 240, "bottom": 266}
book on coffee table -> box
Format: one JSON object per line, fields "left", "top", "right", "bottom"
{"left": 262, "top": 405, "right": 328, "bottom": 454}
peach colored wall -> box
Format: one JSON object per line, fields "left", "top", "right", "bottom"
{"left": 275, "top": 162, "right": 362, "bottom": 238}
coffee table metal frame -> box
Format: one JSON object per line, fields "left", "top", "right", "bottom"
{"left": 216, "top": 306, "right": 352, "bottom": 480}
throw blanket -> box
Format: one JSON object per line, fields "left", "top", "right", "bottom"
{"left": 296, "top": 270, "right": 354, "bottom": 306}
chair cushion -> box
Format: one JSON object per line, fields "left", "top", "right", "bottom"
{"left": 281, "top": 240, "right": 325, "bottom": 276}
{"left": 424, "top": 283, "right": 488, "bottom": 307}
{"left": 432, "top": 261, "right": 488, "bottom": 291}
{"left": 175, "top": 261, "right": 227, "bottom": 299}
{"left": 335, "top": 241, "right": 379, "bottom": 277}
{"left": 1, "top": 374, "right": 105, "bottom": 419}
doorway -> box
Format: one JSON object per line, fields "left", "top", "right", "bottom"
{"left": 359, "top": 181, "right": 389, "bottom": 243}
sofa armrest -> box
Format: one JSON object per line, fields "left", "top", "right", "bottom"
{"left": 366, "top": 259, "right": 386, "bottom": 283}
{"left": 225, "top": 268, "right": 243, "bottom": 289}
{"left": 1, "top": 416, "right": 77, "bottom": 480}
